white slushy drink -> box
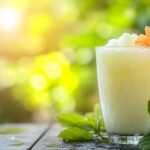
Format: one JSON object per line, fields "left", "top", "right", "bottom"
{"left": 96, "top": 33, "right": 150, "bottom": 135}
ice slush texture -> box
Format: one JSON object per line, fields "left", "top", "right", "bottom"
{"left": 96, "top": 47, "right": 150, "bottom": 135}
{"left": 105, "top": 33, "right": 137, "bottom": 46}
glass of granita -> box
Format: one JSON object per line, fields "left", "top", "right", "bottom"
{"left": 96, "top": 27, "right": 150, "bottom": 145}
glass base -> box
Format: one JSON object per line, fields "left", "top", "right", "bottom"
{"left": 109, "top": 134, "right": 143, "bottom": 145}
{"left": 95, "top": 133, "right": 143, "bottom": 149}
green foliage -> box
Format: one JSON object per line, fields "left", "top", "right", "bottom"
{"left": 58, "top": 113, "right": 97, "bottom": 132}
{"left": 57, "top": 105, "right": 103, "bottom": 141}
{"left": 61, "top": 33, "right": 104, "bottom": 48}
{"left": 47, "top": 142, "right": 60, "bottom": 147}
{"left": 58, "top": 113, "right": 96, "bottom": 132}
{"left": 58, "top": 127, "right": 93, "bottom": 141}
{"left": 57, "top": 113, "right": 85, "bottom": 127}
{"left": 0, "top": 128, "right": 25, "bottom": 135}
{"left": 1, "top": 0, "right": 150, "bottom": 122}
{"left": 139, "top": 135, "right": 150, "bottom": 150}
{"left": 85, "top": 113, "right": 98, "bottom": 130}
{"left": 10, "top": 141, "right": 24, "bottom": 146}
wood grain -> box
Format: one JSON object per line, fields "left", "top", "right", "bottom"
{"left": 0, "top": 124, "right": 49, "bottom": 150}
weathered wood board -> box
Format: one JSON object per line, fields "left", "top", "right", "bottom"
{"left": 0, "top": 124, "right": 140, "bottom": 150}
{"left": 31, "top": 124, "right": 118, "bottom": 150}
{"left": 0, "top": 124, "right": 49, "bottom": 150}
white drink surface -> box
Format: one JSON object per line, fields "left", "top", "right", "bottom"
{"left": 96, "top": 47, "right": 150, "bottom": 135}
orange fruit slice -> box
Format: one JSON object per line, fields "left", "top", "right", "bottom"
{"left": 135, "top": 26, "right": 150, "bottom": 46}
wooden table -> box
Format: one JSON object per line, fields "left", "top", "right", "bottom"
{"left": 0, "top": 124, "right": 140, "bottom": 150}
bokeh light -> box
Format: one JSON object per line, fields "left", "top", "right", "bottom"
{"left": 0, "top": 6, "right": 21, "bottom": 32}
{"left": 30, "top": 73, "right": 47, "bottom": 91}
{"left": 0, "top": 0, "right": 149, "bottom": 122}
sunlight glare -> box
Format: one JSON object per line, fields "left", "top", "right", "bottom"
{"left": 0, "top": 6, "right": 21, "bottom": 32}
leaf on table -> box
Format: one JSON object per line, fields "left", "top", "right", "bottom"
{"left": 74, "top": 122, "right": 95, "bottom": 131}
{"left": 139, "top": 135, "right": 150, "bottom": 150}
{"left": 57, "top": 105, "right": 106, "bottom": 141}
{"left": 57, "top": 113, "right": 85, "bottom": 127}
{"left": 10, "top": 141, "right": 24, "bottom": 146}
{"left": 85, "top": 113, "right": 97, "bottom": 129}
{"left": 0, "top": 128, "right": 25, "bottom": 135}
{"left": 58, "top": 127, "right": 93, "bottom": 141}
{"left": 94, "top": 104, "right": 106, "bottom": 132}
{"left": 93, "top": 104, "right": 101, "bottom": 120}
{"left": 58, "top": 113, "right": 96, "bottom": 132}
{"left": 47, "top": 142, "right": 60, "bottom": 147}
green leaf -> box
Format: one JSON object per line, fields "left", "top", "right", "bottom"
{"left": 57, "top": 105, "right": 105, "bottom": 141}
{"left": 74, "top": 122, "right": 95, "bottom": 131}
{"left": 93, "top": 104, "right": 106, "bottom": 132}
{"left": 58, "top": 127, "right": 93, "bottom": 141}
{"left": 139, "top": 136, "right": 150, "bottom": 150}
{"left": 148, "top": 100, "right": 150, "bottom": 115}
{"left": 93, "top": 104, "right": 101, "bottom": 120}
{"left": 57, "top": 113, "right": 85, "bottom": 127}
{"left": 85, "top": 113, "right": 97, "bottom": 129}
{"left": 47, "top": 142, "right": 60, "bottom": 147}
{"left": 57, "top": 113, "right": 96, "bottom": 132}
{"left": 10, "top": 141, "right": 24, "bottom": 146}
{"left": 0, "top": 128, "right": 25, "bottom": 135}
{"left": 97, "top": 117, "right": 101, "bottom": 134}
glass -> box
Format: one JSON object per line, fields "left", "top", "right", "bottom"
{"left": 96, "top": 46, "right": 150, "bottom": 145}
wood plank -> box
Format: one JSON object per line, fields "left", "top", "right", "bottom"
{"left": 0, "top": 124, "right": 49, "bottom": 150}
{"left": 32, "top": 124, "right": 73, "bottom": 150}
{"left": 31, "top": 124, "right": 117, "bottom": 150}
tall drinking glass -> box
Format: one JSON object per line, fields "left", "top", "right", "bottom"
{"left": 96, "top": 46, "right": 150, "bottom": 145}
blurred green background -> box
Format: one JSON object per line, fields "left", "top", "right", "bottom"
{"left": 0, "top": 0, "right": 149, "bottom": 122}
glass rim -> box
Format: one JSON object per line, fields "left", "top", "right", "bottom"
{"left": 95, "top": 46, "right": 150, "bottom": 53}
{"left": 95, "top": 46, "right": 150, "bottom": 49}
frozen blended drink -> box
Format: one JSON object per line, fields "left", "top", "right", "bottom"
{"left": 96, "top": 27, "right": 150, "bottom": 144}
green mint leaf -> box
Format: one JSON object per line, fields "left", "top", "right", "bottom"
{"left": 97, "top": 117, "right": 101, "bottom": 134}
{"left": 85, "top": 106, "right": 106, "bottom": 134}
{"left": 58, "top": 127, "right": 93, "bottom": 141}
{"left": 139, "top": 135, "right": 150, "bottom": 150}
{"left": 85, "top": 113, "right": 103, "bottom": 134}
{"left": 74, "top": 122, "right": 95, "bottom": 131}
{"left": 10, "top": 141, "right": 24, "bottom": 146}
{"left": 57, "top": 113, "right": 97, "bottom": 132}
{"left": 0, "top": 128, "right": 25, "bottom": 135}
{"left": 93, "top": 104, "right": 101, "bottom": 120}
{"left": 148, "top": 100, "right": 150, "bottom": 115}
{"left": 57, "top": 113, "right": 85, "bottom": 127}
{"left": 57, "top": 104, "right": 105, "bottom": 141}
{"left": 46, "top": 142, "right": 60, "bottom": 147}
{"left": 85, "top": 113, "right": 97, "bottom": 129}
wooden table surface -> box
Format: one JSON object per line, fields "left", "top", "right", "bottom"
{"left": 0, "top": 124, "right": 140, "bottom": 150}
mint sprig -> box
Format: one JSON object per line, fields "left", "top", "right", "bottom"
{"left": 57, "top": 113, "right": 85, "bottom": 127}
{"left": 58, "top": 100, "right": 150, "bottom": 148}
{"left": 57, "top": 105, "right": 104, "bottom": 141}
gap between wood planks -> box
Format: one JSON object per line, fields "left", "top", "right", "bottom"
{"left": 28, "top": 124, "right": 50, "bottom": 150}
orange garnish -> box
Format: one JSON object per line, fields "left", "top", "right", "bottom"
{"left": 135, "top": 26, "right": 150, "bottom": 46}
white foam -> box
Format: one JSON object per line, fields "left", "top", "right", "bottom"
{"left": 105, "top": 33, "right": 138, "bottom": 46}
